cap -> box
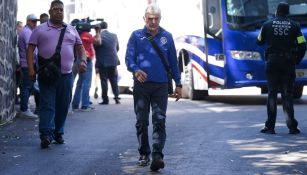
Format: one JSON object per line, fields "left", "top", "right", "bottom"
{"left": 26, "top": 14, "right": 39, "bottom": 21}
{"left": 276, "top": 2, "right": 289, "bottom": 16}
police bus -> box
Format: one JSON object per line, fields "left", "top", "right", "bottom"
{"left": 174, "top": 0, "right": 307, "bottom": 100}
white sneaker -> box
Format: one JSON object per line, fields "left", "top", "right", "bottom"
{"left": 80, "top": 106, "right": 95, "bottom": 112}
{"left": 19, "top": 110, "right": 38, "bottom": 118}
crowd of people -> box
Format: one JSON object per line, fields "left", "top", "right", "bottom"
{"left": 12, "top": 0, "right": 306, "bottom": 172}
{"left": 16, "top": 0, "right": 124, "bottom": 148}
{"left": 14, "top": 0, "right": 182, "bottom": 172}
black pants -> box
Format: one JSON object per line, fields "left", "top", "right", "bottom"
{"left": 133, "top": 81, "right": 168, "bottom": 158}
{"left": 265, "top": 57, "right": 298, "bottom": 130}
{"left": 97, "top": 65, "right": 119, "bottom": 101}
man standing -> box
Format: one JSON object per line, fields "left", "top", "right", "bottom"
{"left": 257, "top": 2, "right": 306, "bottom": 134}
{"left": 72, "top": 22, "right": 101, "bottom": 111}
{"left": 39, "top": 13, "right": 49, "bottom": 24}
{"left": 18, "top": 14, "right": 39, "bottom": 118}
{"left": 27, "top": 0, "right": 87, "bottom": 148}
{"left": 125, "top": 3, "right": 182, "bottom": 171}
{"left": 95, "top": 21, "right": 121, "bottom": 105}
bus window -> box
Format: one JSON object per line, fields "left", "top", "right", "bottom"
{"left": 207, "top": 0, "right": 222, "bottom": 38}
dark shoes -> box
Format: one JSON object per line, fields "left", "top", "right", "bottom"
{"left": 260, "top": 127, "right": 276, "bottom": 134}
{"left": 261, "top": 127, "right": 301, "bottom": 134}
{"left": 115, "top": 99, "right": 121, "bottom": 104}
{"left": 99, "top": 101, "right": 109, "bottom": 105}
{"left": 150, "top": 155, "right": 165, "bottom": 171}
{"left": 138, "top": 155, "right": 150, "bottom": 166}
{"left": 40, "top": 136, "right": 52, "bottom": 149}
{"left": 289, "top": 128, "right": 300, "bottom": 134}
{"left": 54, "top": 134, "right": 65, "bottom": 144}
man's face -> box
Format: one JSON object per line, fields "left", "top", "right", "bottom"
{"left": 144, "top": 12, "right": 161, "bottom": 33}
{"left": 40, "top": 16, "right": 49, "bottom": 24}
{"left": 28, "top": 20, "right": 37, "bottom": 30}
{"left": 49, "top": 3, "right": 64, "bottom": 23}
{"left": 16, "top": 23, "right": 23, "bottom": 34}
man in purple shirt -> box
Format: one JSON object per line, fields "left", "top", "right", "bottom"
{"left": 27, "top": 0, "right": 87, "bottom": 149}
{"left": 18, "top": 14, "right": 39, "bottom": 118}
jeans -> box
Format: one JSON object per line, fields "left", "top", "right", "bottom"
{"left": 20, "top": 68, "right": 35, "bottom": 111}
{"left": 98, "top": 65, "right": 119, "bottom": 102}
{"left": 265, "top": 58, "right": 298, "bottom": 130}
{"left": 38, "top": 73, "right": 73, "bottom": 138}
{"left": 72, "top": 59, "right": 93, "bottom": 109}
{"left": 133, "top": 81, "right": 168, "bottom": 158}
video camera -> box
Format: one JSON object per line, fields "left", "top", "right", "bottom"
{"left": 71, "top": 17, "right": 104, "bottom": 33}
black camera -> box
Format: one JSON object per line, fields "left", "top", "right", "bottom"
{"left": 71, "top": 17, "right": 104, "bottom": 33}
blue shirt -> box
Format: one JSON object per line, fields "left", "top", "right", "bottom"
{"left": 125, "top": 27, "right": 181, "bottom": 85}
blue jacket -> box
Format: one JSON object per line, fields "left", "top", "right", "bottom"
{"left": 125, "top": 26, "right": 181, "bottom": 85}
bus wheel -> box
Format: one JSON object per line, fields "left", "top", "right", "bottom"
{"left": 293, "top": 85, "right": 304, "bottom": 99}
{"left": 188, "top": 68, "right": 208, "bottom": 100}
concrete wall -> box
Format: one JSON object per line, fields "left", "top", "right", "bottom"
{"left": 0, "top": 0, "right": 17, "bottom": 124}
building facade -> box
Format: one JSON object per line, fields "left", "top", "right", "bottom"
{"left": 0, "top": 0, "right": 17, "bottom": 124}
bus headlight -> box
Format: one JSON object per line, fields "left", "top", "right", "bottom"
{"left": 231, "top": 51, "right": 261, "bottom": 60}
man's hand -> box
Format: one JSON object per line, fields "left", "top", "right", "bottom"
{"left": 28, "top": 67, "right": 36, "bottom": 81}
{"left": 135, "top": 70, "right": 147, "bottom": 83}
{"left": 79, "top": 60, "right": 87, "bottom": 73}
{"left": 174, "top": 86, "right": 182, "bottom": 101}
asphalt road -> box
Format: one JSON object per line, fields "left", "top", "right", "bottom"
{"left": 1, "top": 92, "right": 307, "bottom": 175}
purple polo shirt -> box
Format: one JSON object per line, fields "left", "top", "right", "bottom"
{"left": 18, "top": 25, "right": 37, "bottom": 68}
{"left": 29, "top": 21, "right": 82, "bottom": 73}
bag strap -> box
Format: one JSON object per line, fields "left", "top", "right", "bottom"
{"left": 55, "top": 25, "right": 67, "bottom": 54}
{"left": 145, "top": 33, "right": 172, "bottom": 75}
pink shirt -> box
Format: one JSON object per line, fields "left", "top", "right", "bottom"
{"left": 29, "top": 21, "right": 82, "bottom": 73}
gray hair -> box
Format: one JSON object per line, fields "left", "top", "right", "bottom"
{"left": 145, "top": 3, "right": 161, "bottom": 16}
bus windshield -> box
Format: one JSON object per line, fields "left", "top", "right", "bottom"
{"left": 226, "top": 0, "right": 307, "bottom": 30}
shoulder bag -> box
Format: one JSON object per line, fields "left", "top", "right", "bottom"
{"left": 146, "top": 33, "right": 173, "bottom": 94}
{"left": 37, "top": 25, "right": 67, "bottom": 85}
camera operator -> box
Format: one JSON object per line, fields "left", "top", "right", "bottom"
{"left": 72, "top": 21, "right": 101, "bottom": 111}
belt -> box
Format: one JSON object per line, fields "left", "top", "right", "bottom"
{"left": 268, "top": 52, "right": 291, "bottom": 57}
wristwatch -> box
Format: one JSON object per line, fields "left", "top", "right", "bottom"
{"left": 176, "top": 84, "right": 182, "bottom": 88}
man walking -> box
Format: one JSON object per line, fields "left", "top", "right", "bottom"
{"left": 27, "top": 0, "right": 87, "bottom": 148}
{"left": 125, "top": 3, "right": 182, "bottom": 171}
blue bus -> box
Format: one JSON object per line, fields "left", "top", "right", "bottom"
{"left": 175, "top": 0, "right": 307, "bottom": 100}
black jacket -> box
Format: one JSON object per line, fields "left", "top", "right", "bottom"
{"left": 257, "top": 16, "right": 306, "bottom": 64}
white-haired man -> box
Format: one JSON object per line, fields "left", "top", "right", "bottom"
{"left": 125, "top": 3, "right": 182, "bottom": 171}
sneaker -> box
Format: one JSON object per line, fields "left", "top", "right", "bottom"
{"left": 80, "top": 106, "right": 95, "bottom": 112}
{"left": 150, "top": 155, "right": 165, "bottom": 171}
{"left": 289, "top": 128, "right": 300, "bottom": 134}
{"left": 260, "top": 127, "right": 276, "bottom": 134}
{"left": 19, "top": 110, "right": 38, "bottom": 119}
{"left": 40, "top": 136, "right": 52, "bottom": 149}
{"left": 138, "top": 155, "right": 150, "bottom": 166}
{"left": 54, "top": 134, "right": 65, "bottom": 144}
{"left": 72, "top": 108, "right": 79, "bottom": 112}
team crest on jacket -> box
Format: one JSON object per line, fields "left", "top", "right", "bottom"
{"left": 160, "top": 37, "right": 167, "bottom": 45}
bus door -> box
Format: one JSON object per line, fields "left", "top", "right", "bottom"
{"left": 203, "top": 0, "right": 225, "bottom": 88}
